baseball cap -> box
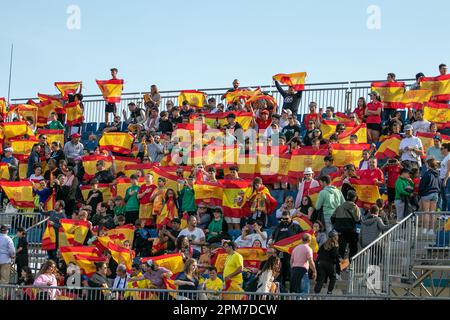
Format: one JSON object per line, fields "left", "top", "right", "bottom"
{"left": 71, "top": 133, "right": 81, "bottom": 139}
{"left": 282, "top": 109, "right": 292, "bottom": 115}
{"left": 433, "top": 135, "right": 442, "bottom": 141}
{"left": 404, "top": 124, "right": 413, "bottom": 131}
{"left": 260, "top": 110, "right": 269, "bottom": 115}
{"left": 0, "top": 224, "right": 9, "bottom": 232}
{"left": 4, "top": 148, "right": 13, "bottom": 153}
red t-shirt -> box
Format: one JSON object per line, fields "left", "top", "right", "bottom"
{"left": 302, "top": 180, "right": 312, "bottom": 198}
{"left": 354, "top": 107, "right": 365, "bottom": 120}
{"left": 359, "top": 168, "right": 385, "bottom": 184}
{"left": 256, "top": 118, "right": 271, "bottom": 131}
{"left": 365, "top": 102, "right": 382, "bottom": 124}
{"left": 138, "top": 184, "right": 157, "bottom": 205}
{"left": 383, "top": 165, "right": 401, "bottom": 189}
{"left": 304, "top": 113, "right": 320, "bottom": 126}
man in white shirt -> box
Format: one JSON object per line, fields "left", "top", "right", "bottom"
{"left": 411, "top": 109, "right": 430, "bottom": 134}
{"left": 177, "top": 215, "right": 205, "bottom": 252}
{"left": 399, "top": 124, "right": 424, "bottom": 167}
{"left": 112, "top": 264, "right": 130, "bottom": 290}
{"left": 0, "top": 225, "right": 15, "bottom": 285}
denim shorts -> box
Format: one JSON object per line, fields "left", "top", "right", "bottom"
{"left": 421, "top": 193, "right": 439, "bottom": 202}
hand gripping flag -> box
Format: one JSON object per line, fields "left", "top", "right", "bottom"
{"left": 273, "top": 72, "right": 307, "bottom": 91}
{"left": 96, "top": 79, "right": 124, "bottom": 103}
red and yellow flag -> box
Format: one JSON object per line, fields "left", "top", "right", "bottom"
{"left": 73, "top": 254, "right": 107, "bottom": 277}
{"left": 54, "top": 82, "right": 82, "bottom": 98}
{"left": 423, "top": 102, "right": 450, "bottom": 129}
{"left": 273, "top": 72, "right": 307, "bottom": 91}
{"left": 257, "top": 148, "right": 291, "bottom": 184}
{"left": 272, "top": 231, "right": 318, "bottom": 255}
{"left": 0, "top": 180, "right": 34, "bottom": 209}
{"left": 36, "top": 100, "right": 64, "bottom": 127}
{"left": 338, "top": 124, "right": 367, "bottom": 144}
{"left": 203, "top": 112, "right": 253, "bottom": 131}
{"left": 99, "top": 132, "right": 135, "bottom": 155}
{"left": 292, "top": 215, "right": 313, "bottom": 231}
{"left": 59, "top": 219, "right": 91, "bottom": 247}
{"left": 0, "top": 97, "right": 7, "bottom": 119}
{"left": 371, "top": 82, "right": 405, "bottom": 109}
{"left": 96, "top": 79, "right": 124, "bottom": 103}
{"left": 245, "top": 93, "right": 278, "bottom": 108}
{"left": 142, "top": 253, "right": 184, "bottom": 275}
{"left": 320, "top": 120, "right": 340, "bottom": 139}
{"left": 194, "top": 181, "right": 223, "bottom": 206}
{"left": 38, "top": 93, "right": 63, "bottom": 105}
{"left": 178, "top": 90, "right": 207, "bottom": 108}
{"left": 399, "top": 90, "right": 433, "bottom": 109}
{"left": 224, "top": 89, "right": 257, "bottom": 105}
{"left": 81, "top": 155, "right": 113, "bottom": 180}
{"left": 37, "top": 129, "right": 65, "bottom": 147}
{"left": 222, "top": 180, "right": 252, "bottom": 219}
{"left": 308, "top": 186, "right": 323, "bottom": 206}
{"left": 288, "top": 148, "right": 328, "bottom": 180}
{"left": 81, "top": 184, "right": 113, "bottom": 204}
{"left": 331, "top": 143, "right": 371, "bottom": 167}
{"left": 151, "top": 166, "right": 180, "bottom": 191}
{"left": 65, "top": 102, "right": 84, "bottom": 126}
{"left": 60, "top": 246, "right": 101, "bottom": 264}
{"left": 10, "top": 137, "right": 39, "bottom": 157}
{"left": 0, "top": 163, "right": 11, "bottom": 180}
{"left": 237, "top": 247, "right": 268, "bottom": 269}
{"left": 106, "top": 224, "right": 135, "bottom": 245}
{"left": 124, "top": 163, "right": 154, "bottom": 177}
{"left": 1, "top": 122, "right": 35, "bottom": 141}
{"left": 41, "top": 223, "right": 57, "bottom": 250}
{"left": 8, "top": 104, "right": 38, "bottom": 120}
{"left": 375, "top": 134, "right": 401, "bottom": 159}
{"left": 113, "top": 156, "right": 141, "bottom": 174}
{"left": 416, "top": 132, "right": 450, "bottom": 150}
{"left": 108, "top": 242, "right": 134, "bottom": 272}
{"left": 349, "top": 178, "right": 381, "bottom": 208}
{"left": 420, "top": 74, "right": 450, "bottom": 102}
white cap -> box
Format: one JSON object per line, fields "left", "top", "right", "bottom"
{"left": 304, "top": 167, "right": 314, "bottom": 175}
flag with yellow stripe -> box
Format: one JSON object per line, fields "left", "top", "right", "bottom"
{"left": 371, "top": 82, "right": 405, "bottom": 109}
{"left": 375, "top": 134, "right": 402, "bottom": 159}
{"left": 178, "top": 90, "right": 207, "bottom": 108}
{"left": 422, "top": 102, "right": 450, "bottom": 129}
{"left": 0, "top": 180, "right": 35, "bottom": 209}
{"left": 99, "top": 132, "right": 135, "bottom": 155}
{"left": 96, "top": 79, "right": 124, "bottom": 103}
{"left": 273, "top": 72, "right": 307, "bottom": 91}
{"left": 65, "top": 102, "right": 84, "bottom": 126}
{"left": 37, "top": 129, "right": 65, "bottom": 147}
{"left": 420, "top": 74, "right": 450, "bottom": 102}
{"left": 331, "top": 143, "right": 371, "bottom": 167}
{"left": 54, "top": 82, "right": 82, "bottom": 98}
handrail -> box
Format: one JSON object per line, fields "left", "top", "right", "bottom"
{"left": 10, "top": 217, "right": 49, "bottom": 241}
{"left": 350, "top": 213, "right": 414, "bottom": 261}
{"left": 10, "top": 78, "right": 415, "bottom": 102}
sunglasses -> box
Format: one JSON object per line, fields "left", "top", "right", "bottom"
{"left": 286, "top": 200, "right": 293, "bottom": 203}
{"left": 280, "top": 218, "right": 289, "bottom": 222}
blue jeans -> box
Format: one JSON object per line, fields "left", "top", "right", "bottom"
{"left": 290, "top": 267, "right": 307, "bottom": 293}
{"left": 300, "top": 272, "right": 310, "bottom": 294}
{"left": 441, "top": 180, "right": 450, "bottom": 211}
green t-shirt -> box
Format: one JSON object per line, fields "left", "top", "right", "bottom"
{"left": 124, "top": 185, "right": 140, "bottom": 212}
{"left": 179, "top": 185, "right": 196, "bottom": 212}
{"left": 207, "top": 218, "right": 223, "bottom": 241}
{"left": 113, "top": 205, "right": 126, "bottom": 216}
{"left": 48, "top": 120, "right": 65, "bottom": 130}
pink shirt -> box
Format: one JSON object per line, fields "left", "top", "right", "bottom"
{"left": 290, "top": 244, "right": 313, "bottom": 269}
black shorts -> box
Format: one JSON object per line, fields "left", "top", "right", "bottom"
{"left": 387, "top": 187, "right": 396, "bottom": 203}
{"left": 367, "top": 123, "right": 382, "bottom": 132}
{"left": 105, "top": 103, "right": 117, "bottom": 113}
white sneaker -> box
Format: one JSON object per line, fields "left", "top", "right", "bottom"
{"left": 422, "top": 228, "right": 428, "bottom": 235}
{"left": 427, "top": 229, "right": 435, "bottom": 236}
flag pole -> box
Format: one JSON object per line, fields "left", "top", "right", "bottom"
{"left": 7, "top": 44, "right": 14, "bottom": 105}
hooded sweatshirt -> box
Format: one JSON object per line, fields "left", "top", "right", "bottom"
{"left": 418, "top": 169, "right": 441, "bottom": 197}
{"left": 315, "top": 186, "right": 345, "bottom": 219}
{"left": 394, "top": 176, "right": 414, "bottom": 201}
{"left": 359, "top": 215, "right": 391, "bottom": 247}
{"left": 331, "top": 201, "right": 361, "bottom": 233}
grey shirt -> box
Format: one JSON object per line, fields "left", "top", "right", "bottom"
{"left": 0, "top": 233, "right": 15, "bottom": 264}
{"left": 63, "top": 141, "right": 84, "bottom": 160}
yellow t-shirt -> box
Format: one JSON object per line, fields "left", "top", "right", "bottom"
{"left": 223, "top": 252, "right": 244, "bottom": 285}
{"left": 204, "top": 277, "right": 224, "bottom": 291}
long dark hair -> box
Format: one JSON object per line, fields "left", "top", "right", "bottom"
{"left": 261, "top": 256, "right": 280, "bottom": 273}
{"left": 37, "top": 260, "right": 56, "bottom": 277}
{"left": 164, "top": 188, "right": 177, "bottom": 202}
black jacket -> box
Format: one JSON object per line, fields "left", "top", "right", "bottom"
{"left": 317, "top": 245, "right": 340, "bottom": 266}
{"left": 331, "top": 201, "right": 360, "bottom": 233}
{"left": 419, "top": 169, "right": 441, "bottom": 197}
{"left": 275, "top": 81, "right": 303, "bottom": 115}
{"left": 272, "top": 221, "right": 303, "bottom": 243}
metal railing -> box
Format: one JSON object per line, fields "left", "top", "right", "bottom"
{"left": 348, "top": 211, "right": 450, "bottom": 296}
{"left": 0, "top": 212, "right": 48, "bottom": 244}
{"left": 10, "top": 79, "right": 415, "bottom": 124}
{"left": 0, "top": 285, "right": 445, "bottom": 301}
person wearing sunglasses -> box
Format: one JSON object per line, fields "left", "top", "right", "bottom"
{"left": 295, "top": 167, "right": 320, "bottom": 208}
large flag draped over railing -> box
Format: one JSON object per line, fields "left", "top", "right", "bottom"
{"left": 96, "top": 79, "right": 124, "bottom": 103}
{"left": 420, "top": 74, "right": 450, "bottom": 102}
{"left": 273, "top": 72, "right": 307, "bottom": 91}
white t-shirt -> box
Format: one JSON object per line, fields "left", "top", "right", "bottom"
{"left": 177, "top": 228, "right": 205, "bottom": 252}
{"left": 235, "top": 232, "right": 268, "bottom": 248}
{"left": 399, "top": 136, "right": 423, "bottom": 166}
{"left": 412, "top": 120, "right": 430, "bottom": 134}
{"left": 440, "top": 154, "right": 450, "bottom": 180}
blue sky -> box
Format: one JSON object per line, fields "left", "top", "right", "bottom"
{"left": 1, "top": 0, "right": 449, "bottom": 99}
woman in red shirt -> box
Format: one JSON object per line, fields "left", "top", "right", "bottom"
{"left": 353, "top": 97, "right": 367, "bottom": 122}
{"left": 365, "top": 92, "right": 383, "bottom": 143}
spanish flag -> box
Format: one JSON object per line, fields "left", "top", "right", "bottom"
{"left": 18, "top": 158, "right": 29, "bottom": 180}
{"left": 237, "top": 247, "right": 268, "bottom": 269}
{"left": 211, "top": 249, "right": 229, "bottom": 273}
{"left": 222, "top": 180, "right": 252, "bottom": 219}
{"left": 242, "top": 184, "right": 278, "bottom": 217}
{"left": 0, "top": 97, "right": 7, "bottom": 119}
{"left": 60, "top": 246, "right": 101, "bottom": 265}
{"left": 59, "top": 219, "right": 90, "bottom": 246}
{"left": 99, "top": 132, "right": 135, "bottom": 155}
{"left": 54, "top": 82, "right": 82, "bottom": 98}
{"left": 257, "top": 149, "right": 291, "bottom": 184}
{"left": 0, "top": 163, "right": 10, "bottom": 180}
{"left": 107, "top": 225, "right": 135, "bottom": 244}
{"left": 1, "top": 122, "right": 35, "bottom": 141}
{"left": 37, "top": 93, "right": 63, "bottom": 105}
{"left": 417, "top": 132, "right": 450, "bottom": 150}
{"left": 73, "top": 254, "right": 107, "bottom": 277}
{"left": 151, "top": 166, "right": 179, "bottom": 191}
{"left": 245, "top": 94, "right": 278, "bottom": 108}
{"left": 348, "top": 178, "right": 381, "bottom": 208}
{"left": 235, "top": 155, "right": 258, "bottom": 180}
{"left": 292, "top": 215, "right": 313, "bottom": 231}
{"left": 8, "top": 104, "right": 37, "bottom": 120}
{"left": 204, "top": 112, "right": 253, "bottom": 131}
{"left": 178, "top": 90, "right": 207, "bottom": 108}
{"left": 420, "top": 74, "right": 450, "bottom": 102}
{"left": 224, "top": 89, "right": 254, "bottom": 105}
{"left": 423, "top": 102, "right": 450, "bottom": 129}
{"left": 206, "top": 145, "right": 240, "bottom": 165}
{"left": 81, "top": 184, "right": 113, "bottom": 203}
{"left": 371, "top": 82, "right": 406, "bottom": 109}
{"left": 308, "top": 186, "right": 323, "bottom": 205}
{"left": 113, "top": 156, "right": 141, "bottom": 174}
{"left": 124, "top": 163, "right": 154, "bottom": 177}
{"left": 142, "top": 253, "right": 184, "bottom": 275}
{"left": 288, "top": 148, "right": 328, "bottom": 180}
{"left": 36, "top": 100, "right": 64, "bottom": 127}
{"left": 81, "top": 155, "right": 113, "bottom": 180}
{"left": 0, "top": 180, "right": 34, "bottom": 209}
{"left": 375, "top": 134, "right": 401, "bottom": 159}
{"left": 96, "top": 79, "right": 124, "bottom": 103}
{"left": 273, "top": 72, "right": 307, "bottom": 91}
{"left": 331, "top": 143, "right": 371, "bottom": 167}
{"left": 65, "top": 102, "right": 84, "bottom": 126}
{"left": 320, "top": 120, "right": 340, "bottom": 139}
{"left": 41, "top": 223, "right": 57, "bottom": 250}
{"left": 115, "top": 177, "right": 144, "bottom": 198}
{"left": 400, "top": 90, "right": 433, "bottom": 109}
{"left": 194, "top": 181, "right": 223, "bottom": 206}
{"left": 37, "top": 129, "right": 65, "bottom": 147}
{"left": 108, "top": 242, "right": 134, "bottom": 272}
{"left": 10, "top": 137, "right": 39, "bottom": 156}
{"left": 273, "top": 231, "right": 318, "bottom": 256}
{"left": 335, "top": 112, "right": 351, "bottom": 123}
{"left": 338, "top": 124, "right": 367, "bottom": 144}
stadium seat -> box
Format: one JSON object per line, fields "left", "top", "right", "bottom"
{"left": 296, "top": 114, "right": 303, "bottom": 124}
{"left": 228, "top": 229, "right": 241, "bottom": 241}
{"left": 270, "top": 190, "right": 285, "bottom": 211}
{"left": 86, "top": 122, "right": 97, "bottom": 133}
{"left": 81, "top": 122, "right": 87, "bottom": 133}
{"left": 81, "top": 132, "right": 90, "bottom": 141}
{"left": 97, "top": 122, "right": 106, "bottom": 133}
